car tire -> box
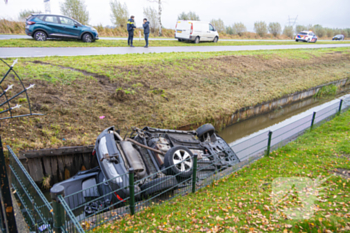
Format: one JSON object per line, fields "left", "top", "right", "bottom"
{"left": 82, "top": 33, "right": 93, "bottom": 43}
{"left": 34, "top": 31, "right": 47, "bottom": 41}
{"left": 213, "top": 37, "right": 219, "bottom": 43}
{"left": 194, "top": 37, "right": 200, "bottom": 44}
{"left": 196, "top": 124, "right": 215, "bottom": 139}
{"left": 164, "top": 146, "right": 193, "bottom": 178}
{"left": 295, "top": 39, "right": 298, "bottom": 42}
{"left": 140, "top": 176, "right": 178, "bottom": 197}
{"left": 178, "top": 39, "right": 182, "bottom": 42}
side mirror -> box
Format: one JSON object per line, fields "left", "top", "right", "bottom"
{"left": 74, "top": 23, "right": 78, "bottom": 27}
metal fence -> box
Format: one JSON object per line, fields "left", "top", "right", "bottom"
{"left": 8, "top": 146, "right": 53, "bottom": 232}
{"left": 8, "top": 96, "right": 350, "bottom": 233}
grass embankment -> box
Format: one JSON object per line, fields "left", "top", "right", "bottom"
{"left": 96, "top": 110, "right": 350, "bottom": 232}
{"left": 1, "top": 39, "right": 350, "bottom": 48}
{"left": 0, "top": 47, "right": 350, "bottom": 151}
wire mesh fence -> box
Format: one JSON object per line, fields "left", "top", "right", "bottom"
{"left": 7, "top": 96, "right": 350, "bottom": 232}
{"left": 7, "top": 146, "right": 53, "bottom": 232}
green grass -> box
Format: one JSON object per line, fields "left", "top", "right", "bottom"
{"left": 1, "top": 38, "right": 350, "bottom": 48}
{"left": 96, "top": 109, "right": 350, "bottom": 232}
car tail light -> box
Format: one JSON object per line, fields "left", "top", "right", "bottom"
{"left": 190, "top": 23, "right": 193, "bottom": 35}
{"left": 92, "top": 149, "right": 96, "bottom": 156}
{"left": 27, "top": 21, "right": 36, "bottom": 25}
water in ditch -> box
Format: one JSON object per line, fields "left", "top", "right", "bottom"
{"left": 219, "top": 89, "right": 350, "bottom": 144}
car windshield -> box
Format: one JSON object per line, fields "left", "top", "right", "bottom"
{"left": 335, "top": 35, "right": 342, "bottom": 37}
{"left": 299, "top": 32, "right": 307, "bottom": 35}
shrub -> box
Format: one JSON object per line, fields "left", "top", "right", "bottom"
{"left": 314, "top": 24, "right": 325, "bottom": 37}
{"left": 232, "top": 22, "right": 247, "bottom": 36}
{"left": 254, "top": 21, "right": 267, "bottom": 37}
{"left": 268, "top": 22, "right": 281, "bottom": 37}
{"left": 226, "top": 26, "right": 236, "bottom": 35}
{"left": 295, "top": 25, "right": 307, "bottom": 34}
{"left": 178, "top": 11, "right": 200, "bottom": 21}
{"left": 283, "top": 25, "right": 294, "bottom": 38}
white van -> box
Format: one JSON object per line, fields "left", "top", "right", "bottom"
{"left": 175, "top": 20, "right": 219, "bottom": 43}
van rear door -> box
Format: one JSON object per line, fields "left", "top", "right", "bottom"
{"left": 175, "top": 21, "right": 191, "bottom": 40}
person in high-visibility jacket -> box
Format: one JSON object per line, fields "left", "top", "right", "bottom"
{"left": 127, "top": 16, "right": 136, "bottom": 47}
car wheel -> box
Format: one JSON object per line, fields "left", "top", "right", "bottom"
{"left": 34, "top": 31, "right": 47, "bottom": 41}
{"left": 164, "top": 146, "right": 193, "bottom": 178}
{"left": 82, "top": 33, "right": 93, "bottom": 43}
{"left": 178, "top": 39, "right": 182, "bottom": 42}
{"left": 307, "top": 39, "right": 311, "bottom": 43}
{"left": 194, "top": 37, "right": 200, "bottom": 44}
{"left": 196, "top": 123, "right": 215, "bottom": 140}
{"left": 213, "top": 37, "right": 218, "bottom": 43}
{"left": 140, "top": 176, "right": 178, "bottom": 197}
{"left": 295, "top": 39, "right": 298, "bottom": 42}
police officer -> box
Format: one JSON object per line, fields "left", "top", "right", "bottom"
{"left": 127, "top": 15, "right": 136, "bottom": 47}
{"left": 143, "top": 18, "right": 150, "bottom": 48}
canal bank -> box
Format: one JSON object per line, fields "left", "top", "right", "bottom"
{"left": 15, "top": 79, "right": 350, "bottom": 187}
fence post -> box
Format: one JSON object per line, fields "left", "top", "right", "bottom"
{"left": 310, "top": 112, "right": 316, "bottom": 130}
{"left": 338, "top": 99, "right": 343, "bottom": 115}
{"left": 50, "top": 185, "right": 65, "bottom": 233}
{"left": 192, "top": 154, "right": 198, "bottom": 193}
{"left": 266, "top": 131, "right": 273, "bottom": 156}
{"left": 129, "top": 168, "right": 135, "bottom": 216}
{"left": 0, "top": 136, "right": 17, "bottom": 233}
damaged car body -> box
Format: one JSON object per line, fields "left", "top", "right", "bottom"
{"left": 52, "top": 124, "right": 240, "bottom": 214}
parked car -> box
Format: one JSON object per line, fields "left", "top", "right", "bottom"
{"left": 175, "top": 20, "right": 219, "bottom": 43}
{"left": 25, "top": 13, "right": 99, "bottom": 42}
{"left": 332, "top": 34, "right": 344, "bottom": 41}
{"left": 52, "top": 124, "right": 240, "bottom": 212}
{"left": 295, "top": 31, "right": 317, "bottom": 43}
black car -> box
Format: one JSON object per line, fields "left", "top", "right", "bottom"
{"left": 332, "top": 35, "right": 344, "bottom": 41}
{"left": 52, "top": 124, "right": 240, "bottom": 212}
{"left": 25, "top": 13, "right": 99, "bottom": 42}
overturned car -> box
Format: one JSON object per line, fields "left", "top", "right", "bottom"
{"left": 52, "top": 124, "right": 240, "bottom": 213}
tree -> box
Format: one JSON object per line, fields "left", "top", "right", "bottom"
{"left": 254, "top": 21, "right": 267, "bottom": 37}
{"left": 210, "top": 19, "right": 225, "bottom": 33}
{"left": 268, "top": 22, "right": 281, "bottom": 37}
{"left": 314, "top": 24, "right": 325, "bottom": 37}
{"left": 110, "top": 0, "right": 128, "bottom": 28}
{"left": 232, "top": 22, "right": 246, "bottom": 36}
{"left": 177, "top": 11, "right": 200, "bottom": 20}
{"left": 295, "top": 25, "right": 307, "bottom": 34}
{"left": 144, "top": 6, "right": 159, "bottom": 33}
{"left": 226, "top": 26, "right": 236, "bottom": 35}
{"left": 283, "top": 25, "right": 294, "bottom": 38}
{"left": 147, "top": 0, "right": 163, "bottom": 36}
{"left": 325, "top": 27, "right": 333, "bottom": 37}
{"left": 18, "top": 9, "right": 38, "bottom": 21}
{"left": 60, "top": 0, "right": 89, "bottom": 25}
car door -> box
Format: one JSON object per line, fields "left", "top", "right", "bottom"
{"left": 201, "top": 23, "right": 211, "bottom": 41}
{"left": 42, "top": 16, "right": 61, "bottom": 36}
{"left": 208, "top": 24, "right": 216, "bottom": 41}
{"left": 58, "top": 17, "right": 81, "bottom": 38}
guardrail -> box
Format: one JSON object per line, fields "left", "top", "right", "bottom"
{"left": 8, "top": 97, "right": 350, "bottom": 232}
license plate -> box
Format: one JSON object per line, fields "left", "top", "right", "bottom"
{"left": 177, "top": 30, "right": 182, "bottom": 33}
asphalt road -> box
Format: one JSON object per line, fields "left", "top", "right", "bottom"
{"left": 1, "top": 44, "right": 350, "bottom": 58}
{"left": 0, "top": 34, "right": 339, "bottom": 42}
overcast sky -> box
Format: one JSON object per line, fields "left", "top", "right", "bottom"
{"left": 1, "top": 0, "right": 349, "bottom": 31}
